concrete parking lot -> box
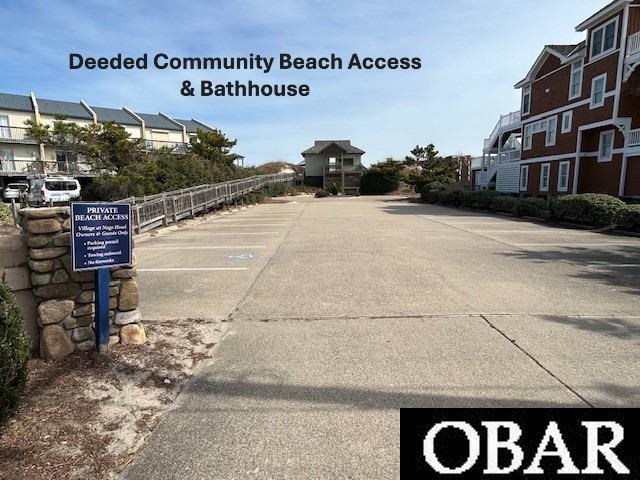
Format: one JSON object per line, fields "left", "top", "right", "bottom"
{"left": 124, "top": 196, "right": 640, "bottom": 479}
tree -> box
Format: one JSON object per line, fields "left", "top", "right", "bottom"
{"left": 360, "top": 159, "right": 404, "bottom": 195}
{"left": 404, "top": 144, "right": 459, "bottom": 192}
{"left": 189, "top": 129, "right": 238, "bottom": 182}
{"left": 25, "top": 118, "right": 142, "bottom": 173}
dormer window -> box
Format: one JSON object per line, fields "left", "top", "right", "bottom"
{"left": 590, "top": 17, "right": 618, "bottom": 60}
{"left": 522, "top": 85, "right": 531, "bottom": 115}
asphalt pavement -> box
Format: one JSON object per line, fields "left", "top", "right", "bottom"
{"left": 122, "top": 196, "right": 640, "bottom": 479}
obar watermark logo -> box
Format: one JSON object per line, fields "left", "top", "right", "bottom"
{"left": 400, "top": 409, "right": 639, "bottom": 478}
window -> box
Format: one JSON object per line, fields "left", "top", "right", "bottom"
{"left": 598, "top": 130, "right": 615, "bottom": 162}
{"left": 558, "top": 161, "right": 570, "bottom": 192}
{"left": 523, "top": 124, "right": 533, "bottom": 150}
{"left": 520, "top": 165, "right": 529, "bottom": 191}
{"left": 0, "top": 115, "right": 9, "bottom": 139}
{"left": 545, "top": 116, "right": 558, "bottom": 147}
{"left": 522, "top": 85, "right": 531, "bottom": 115}
{"left": 569, "top": 60, "right": 584, "bottom": 100}
{"left": 540, "top": 163, "right": 550, "bottom": 192}
{"left": 590, "top": 73, "right": 607, "bottom": 108}
{"left": 0, "top": 148, "right": 15, "bottom": 173}
{"left": 590, "top": 17, "right": 618, "bottom": 60}
{"left": 561, "top": 111, "right": 573, "bottom": 134}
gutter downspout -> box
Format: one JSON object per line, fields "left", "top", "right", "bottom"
{"left": 615, "top": 4, "right": 630, "bottom": 197}
{"left": 30, "top": 92, "right": 46, "bottom": 162}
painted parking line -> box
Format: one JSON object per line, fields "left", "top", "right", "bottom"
{"left": 472, "top": 230, "right": 596, "bottom": 234}
{"left": 137, "top": 246, "right": 267, "bottom": 250}
{"left": 205, "top": 223, "right": 287, "bottom": 227}
{"left": 137, "top": 267, "right": 249, "bottom": 272}
{"left": 513, "top": 243, "right": 640, "bottom": 247}
{"left": 166, "top": 232, "right": 282, "bottom": 236}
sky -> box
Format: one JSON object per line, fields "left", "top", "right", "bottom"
{"left": 0, "top": 0, "right": 607, "bottom": 166}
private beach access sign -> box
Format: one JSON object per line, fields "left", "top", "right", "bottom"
{"left": 71, "top": 203, "right": 132, "bottom": 272}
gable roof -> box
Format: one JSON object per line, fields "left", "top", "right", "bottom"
{"left": 514, "top": 43, "right": 585, "bottom": 88}
{"left": 302, "top": 140, "right": 365, "bottom": 156}
{"left": 173, "top": 118, "right": 214, "bottom": 133}
{"left": 136, "top": 112, "right": 183, "bottom": 131}
{"left": 91, "top": 106, "right": 141, "bottom": 126}
{"left": 37, "top": 98, "right": 93, "bottom": 119}
{"left": 0, "top": 92, "right": 33, "bottom": 112}
{"left": 576, "top": 0, "right": 630, "bottom": 32}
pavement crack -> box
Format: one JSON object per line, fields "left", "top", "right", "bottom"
{"left": 480, "top": 314, "right": 595, "bottom": 408}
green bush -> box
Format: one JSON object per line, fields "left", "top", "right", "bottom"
{"left": 472, "top": 190, "right": 500, "bottom": 210}
{"left": 263, "top": 182, "right": 294, "bottom": 197}
{"left": 424, "top": 181, "right": 446, "bottom": 193}
{"left": 458, "top": 191, "right": 477, "bottom": 208}
{"left": 422, "top": 190, "right": 440, "bottom": 204}
{"left": 0, "top": 280, "right": 30, "bottom": 427}
{"left": 326, "top": 183, "right": 340, "bottom": 196}
{"left": 437, "top": 191, "right": 460, "bottom": 206}
{"left": 360, "top": 170, "right": 400, "bottom": 195}
{"left": 551, "top": 194, "right": 627, "bottom": 226}
{"left": 490, "top": 196, "right": 518, "bottom": 214}
{"left": 515, "top": 197, "right": 546, "bottom": 217}
{"left": 0, "top": 203, "right": 13, "bottom": 225}
{"left": 621, "top": 204, "right": 640, "bottom": 232}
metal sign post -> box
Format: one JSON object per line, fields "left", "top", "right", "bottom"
{"left": 70, "top": 202, "right": 132, "bottom": 354}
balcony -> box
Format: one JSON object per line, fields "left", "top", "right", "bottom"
{"left": 0, "top": 126, "right": 38, "bottom": 144}
{"left": 0, "top": 159, "right": 96, "bottom": 177}
{"left": 144, "top": 139, "right": 189, "bottom": 153}
{"left": 629, "top": 129, "right": 640, "bottom": 147}
{"left": 324, "top": 164, "right": 364, "bottom": 175}
{"left": 498, "top": 149, "right": 521, "bottom": 163}
{"left": 624, "top": 32, "right": 640, "bottom": 81}
{"left": 485, "top": 110, "right": 522, "bottom": 151}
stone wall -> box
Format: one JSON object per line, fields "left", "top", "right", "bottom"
{"left": 0, "top": 229, "right": 38, "bottom": 351}
{"left": 19, "top": 207, "right": 145, "bottom": 361}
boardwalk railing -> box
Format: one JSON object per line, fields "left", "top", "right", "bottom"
{"left": 115, "top": 173, "right": 295, "bottom": 233}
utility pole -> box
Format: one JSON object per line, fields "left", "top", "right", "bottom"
{"left": 341, "top": 152, "right": 345, "bottom": 195}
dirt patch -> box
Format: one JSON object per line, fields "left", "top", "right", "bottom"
{"left": 0, "top": 318, "right": 226, "bottom": 480}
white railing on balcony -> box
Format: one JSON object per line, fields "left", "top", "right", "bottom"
{"left": 144, "top": 139, "right": 189, "bottom": 152}
{"left": 487, "top": 110, "right": 521, "bottom": 147}
{"left": 0, "top": 159, "right": 95, "bottom": 176}
{"left": 628, "top": 32, "right": 640, "bottom": 58}
{"left": 629, "top": 129, "right": 640, "bottom": 147}
{"left": 498, "top": 149, "right": 521, "bottom": 163}
{"left": 0, "top": 126, "right": 38, "bottom": 144}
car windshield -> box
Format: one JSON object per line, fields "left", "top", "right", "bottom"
{"left": 45, "top": 181, "right": 77, "bottom": 191}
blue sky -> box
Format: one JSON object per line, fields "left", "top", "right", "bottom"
{"left": 0, "top": 0, "right": 606, "bottom": 166}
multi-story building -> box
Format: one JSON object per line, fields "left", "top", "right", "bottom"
{"left": 301, "top": 140, "right": 365, "bottom": 193}
{"left": 0, "top": 91, "right": 216, "bottom": 189}
{"left": 473, "top": 0, "right": 640, "bottom": 198}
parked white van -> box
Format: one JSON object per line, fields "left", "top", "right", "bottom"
{"left": 28, "top": 176, "right": 81, "bottom": 206}
{"left": 3, "top": 182, "right": 29, "bottom": 201}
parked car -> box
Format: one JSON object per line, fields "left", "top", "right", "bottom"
{"left": 2, "top": 182, "right": 29, "bottom": 201}
{"left": 28, "top": 176, "right": 81, "bottom": 206}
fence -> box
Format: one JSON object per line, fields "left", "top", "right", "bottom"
{"left": 115, "top": 173, "right": 295, "bottom": 233}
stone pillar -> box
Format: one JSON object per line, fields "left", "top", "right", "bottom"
{"left": 19, "top": 207, "right": 144, "bottom": 361}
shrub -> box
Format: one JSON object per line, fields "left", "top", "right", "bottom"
{"left": 424, "top": 181, "right": 446, "bottom": 193}
{"left": 0, "top": 280, "right": 30, "bottom": 427}
{"left": 360, "top": 170, "right": 400, "bottom": 195}
{"left": 515, "top": 197, "right": 546, "bottom": 217}
{"left": 472, "top": 190, "right": 500, "bottom": 210}
{"left": 263, "top": 182, "right": 294, "bottom": 197}
{"left": 326, "top": 183, "right": 340, "bottom": 196}
{"left": 551, "top": 194, "right": 627, "bottom": 226}
{"left": 437, "top": 191, "right": 460, "bottom": 206}
{"left": 490, "top": 196, "right": 518, "bottom": 214}
{"left": 620, "top": 204, "right": 640, "bottom": 232}
{"left": 458, "top": 191, "right": 477, "bottom": 208}
{"left": 0, "top": 203, "right": 13, "bottom": 225}
{"left": 315, "top": 191, "right": 331, "bottom": 198}
{"left": 422, "top": 190, "right": 440, "bottom": 204}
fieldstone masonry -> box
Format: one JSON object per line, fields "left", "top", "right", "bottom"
{"left": 19, "top": 206, "right": 145, "bottom": 361}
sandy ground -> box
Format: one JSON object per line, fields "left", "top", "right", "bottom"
{"left": 0, "top": 318, "right": 227, "bottom": 480}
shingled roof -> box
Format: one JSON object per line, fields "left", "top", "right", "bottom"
{"left": 135, "top": 113, "right": 183, "bottom": 131}
{"left": 0, "top": 93, "right": 33, "bottom": 112}
{"left": 37, "top": 98, "right": 93, "bottom": 119}
{"left": 546, "top": 44, "right": 582, "bottom": 58}
{"left": 173, "top": 118, "right": 214, "bottom": 133}
{"left": 91, "top": 106, "right": 141, "bottom": 126}
{"left": 302, "top": 140, "right": 365, "bottom": 156}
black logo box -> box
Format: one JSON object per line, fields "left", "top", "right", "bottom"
{"left": 400, "top": 409, "right": 640, "bottom": 478}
